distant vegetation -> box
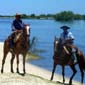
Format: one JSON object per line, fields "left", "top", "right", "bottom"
{"left": 0, "top": 11, "right": 85, "bottom": 21}
{"left": 53, "top": 11, "right": 85, "bottom": 21}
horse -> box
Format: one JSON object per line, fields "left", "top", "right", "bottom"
{"left": 1, "top": 24, "right": 30, "bottom": 75}
{"left": 50, "top": 37, "right": 85, "bottom": 85}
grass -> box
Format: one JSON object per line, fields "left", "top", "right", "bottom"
{"left": 26, "top": 52, "right": 41, "bottom": 61}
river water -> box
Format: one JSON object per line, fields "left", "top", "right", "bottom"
{"left": 0, "top": 18, "right": 85, "bottom": 83}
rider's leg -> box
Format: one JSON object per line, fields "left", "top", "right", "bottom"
{"left": 66, "top": 44, "right": 77, "bottom": 63}
{"left": 72, "top": 48, "right": 77, "bottom": 63}
{"left": 9, "top": 33, "right": 15, "bottom": 48}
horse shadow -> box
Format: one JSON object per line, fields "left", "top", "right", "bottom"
{"left": 17, "top": 72, "right": 25, "bottom": 76}
{"left": 56, "top": 81, "right": 80, "bottom": 85}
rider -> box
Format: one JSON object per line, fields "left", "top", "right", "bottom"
{"left": 59, "top": 25, "right": 77, "bottom": 63}
{"left": 10, "top": 13, "right": 25, "bottom": 48}
{"left": 12, "top": 13, "right": 24, "bottom": 31}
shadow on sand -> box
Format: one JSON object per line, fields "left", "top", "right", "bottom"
{"left": 56, "top": 81, "right": 77, "bottom": 85}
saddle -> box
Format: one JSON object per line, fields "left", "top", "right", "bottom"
{"left": 14, "top": 31, "right": 22, "bottom": 43}
{"left": 8, "top": 31, "right": 23, "bottom": 49}
{"left": 54, "top": 40, "right": 78, "bottom": 65}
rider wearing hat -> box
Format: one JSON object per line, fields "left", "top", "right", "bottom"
{"left": 60, "top": 25, "right": 74, "bottom": 44}
{"left": 59, "top": 25, "right": 77, "bottom": 63}
{"left": 10, "top": 13, "right": 25, "bottom": 48}
{"left": 12, "top": 13, "right": 24, "bottom": 31}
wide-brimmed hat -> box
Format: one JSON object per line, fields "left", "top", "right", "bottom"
{"left": 60, "top": 25, "right": 70, "bottom": 30}
{"left": 15, "top": 13, "right": 21, "bottom": 17}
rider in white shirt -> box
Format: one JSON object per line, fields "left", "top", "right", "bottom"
{"left": 59, "top": 25, "right": 77, "bottom": 63}
{"left": 60, "top": 26, "right": 74, "bottom": 45}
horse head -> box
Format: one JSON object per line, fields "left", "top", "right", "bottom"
{"left": 54, "top": 37, "right": 60, "bottom": 52}
{"left": 23, "top": 24, "right": 30, "bottom": 36}
{"left": 53, "top": 37, "right": 67, "bottom": 59}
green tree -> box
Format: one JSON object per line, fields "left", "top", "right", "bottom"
{"left": 30, "top": 14, "right": 36, "bottom": 18}
{"left": 74, "top": 14, "right": 82, "bottom": 20}
{"left": 82, "top": 15, "right": 85, "bottom": 20}
{"left": 54, "top": 11, "right": 74, "bottom": 21}
{"left": 22, "top": 14, "right": 28, "bottom": 18}
{"left": 39, "top": 14, "right": 46, "bottom": 19}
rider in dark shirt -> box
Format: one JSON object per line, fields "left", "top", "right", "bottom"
{"left": 12, "top": 13, "right": 24, "bottom": 31}
{"left": 10, "top": 13, "right": 24, "bottom": 48}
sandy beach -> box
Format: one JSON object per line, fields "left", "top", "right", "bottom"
{"left": 0, "top": 42, "right": 82, "bottom": 85}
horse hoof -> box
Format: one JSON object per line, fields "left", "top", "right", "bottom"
{"left": 11, "top": 71, "right": 14, "bottom": 73}
{"left": 22, "top": 73, "right": 25, "bottom": 76}
{"left": 69, "top": 81, "right": 72, "bottom": 85}
{"left": 50, "top": 77, "right": 53, "bottom": 81}
{"left": 17, "top": 72, "right": 25, "bottom": 76}
{"left": 1, "top": 69, "right": 3, "bottom": 73}
{"left": 16, "top": 71, "right": 19, "bottom": 74}
{"left": 22, "top": 72, "right": 26, "bottom": 76}
{"left": 24, "top": 71, "right": 26, "bottom": 74}
{"left": 16, "top": 69, "right": 19, "bottom": 73}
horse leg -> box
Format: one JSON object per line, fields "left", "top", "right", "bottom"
{"left": 10, "top": 53, "right": 15, "bottom": 73}
{"left": 62, "top": 66, "right": 65, "bottom": 83}
{"left": 50, "top": 62, "right": 57, "bottom": 80}
{"left": 79, "top": 65, "right": 84, "bottom": 84}
{"left": 69, "top": 65, "right": 77, "bottom": 85}
{"left": 23, "top": 54, "right": 26, "bottom": 75}
{"left": 1, "top": 53, "right": 8, "bottom": 73}
{"left": 16, "top": 54, "right": 19, "bottom": 73}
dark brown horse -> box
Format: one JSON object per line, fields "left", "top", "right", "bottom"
{"left": 1, "top": 24, "right": 30, "bottom": 75}
{"left": 50, "top": 37, "right": 85, "bottom": 85}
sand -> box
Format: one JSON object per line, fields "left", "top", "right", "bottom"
{"left": 0, "top": 42, "right": 82, "bottom": 85}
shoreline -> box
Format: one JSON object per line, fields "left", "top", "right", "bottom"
{"left": 0, "top": 42, "right": 82, "bottom": 85}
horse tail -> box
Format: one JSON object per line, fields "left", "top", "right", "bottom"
{"left": 82, "top": 54, "right": 85, "bottom": 68}
{"left": 29, "top": 37, "right": 37, "bottom": 51}
{"left": 76, "top": 48, "right": 85, "bottom": 66}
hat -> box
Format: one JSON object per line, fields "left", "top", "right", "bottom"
{"left": 60, "top": 25, "right": 70, "bottom": 30}
{"left": 15, "top": 13, "right": 21, "bottom": 17}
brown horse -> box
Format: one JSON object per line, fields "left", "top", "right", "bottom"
{"left": 50, "top": 37, "right": 85, "bottom": 85}
{"left": 1, "top": 24, "right": 30, "bottom": 75}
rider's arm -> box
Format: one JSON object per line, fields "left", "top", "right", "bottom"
{"left": 12, "top": 20, "right": 24, "bottom": 30}
{"left": 11, "top": 21, "right": 15, "bottom": 31}
{"left": 65, "top": 32, "right": 74, "bottom": 44}
{"left": 11, "top": 21, "right": 22, "bottom": 32}
{"left": 68, "top": 32, "right": 74, "bottom": 40}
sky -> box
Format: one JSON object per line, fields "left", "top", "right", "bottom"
{"left": 0, "top": 0, "right": 85, "bottom": 15}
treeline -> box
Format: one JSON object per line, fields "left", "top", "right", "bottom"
{"left": 22, "top": 11, "right": 85, "bottom": 21}
{"left": 21, "top": 11, "right": 85, "bottom": 21}
{"left": 54, "top": 11, "right": 85, "bottom": 21}
{"left": 0, "top": 11, "right": 85, "bottom": 21}
{"left": 21, "top": 14, "right": 54, "bottom": 19}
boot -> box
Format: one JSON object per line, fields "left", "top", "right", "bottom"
{"left": 72, "top": 53, "right": 77, "bottom": 64}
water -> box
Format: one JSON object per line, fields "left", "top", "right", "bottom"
{"left": 0, "top": 18, "right": 85, "bottom": 83}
